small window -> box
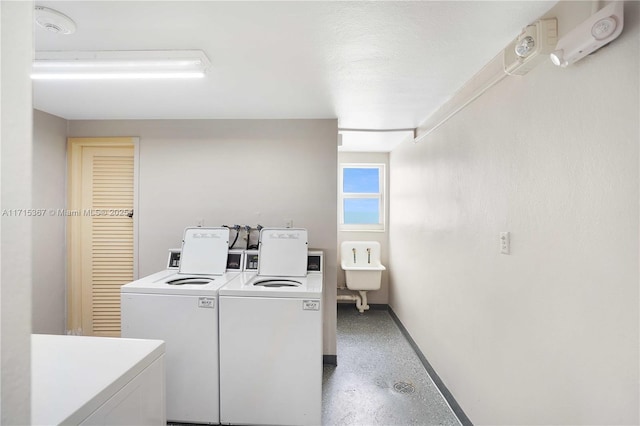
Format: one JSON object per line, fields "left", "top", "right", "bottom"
{"left": 339, "top": 164, "right": 385, "bottom": 231}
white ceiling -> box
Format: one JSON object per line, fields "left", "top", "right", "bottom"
{"left": 33, "top": 1, "right": 556, "bottom": 151}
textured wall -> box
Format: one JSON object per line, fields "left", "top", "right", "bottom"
{"left": 32, "top": 110, "right": 67, "bottom": 335}
{"left": 389, "top": 2, "right": 639, "bottom": 424}
{"left": 1, "top": 1, "right": 33, "bottom": 423}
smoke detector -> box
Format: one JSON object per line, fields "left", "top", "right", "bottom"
{"left": 34, "top": 6, "right": 76, "bottom": 35}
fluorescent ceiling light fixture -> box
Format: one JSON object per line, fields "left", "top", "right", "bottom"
{"left": 32, "top": 50, "right": 211, "bottom": 80}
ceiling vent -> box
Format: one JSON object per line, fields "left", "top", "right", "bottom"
{"left": 34, "top": 6, "right": 76, "bottom": 35}
{"left": 504, "top": 18, "right": 557, "bottom": 75}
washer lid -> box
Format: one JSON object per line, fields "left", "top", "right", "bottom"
{"left": 121, "top": 271, "right": 241, "bottom": 296}
{"left": 179, "top": 227, "right": 229, "bottom": 275}
{"left": 257, "top": 228, "right": 308, "bottom": 277}
{"left": 219, "top": 272, "right": 322, "bottom": 298}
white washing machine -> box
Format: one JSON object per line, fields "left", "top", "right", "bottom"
{"left": 219, "top": 228, "right": 323, "bottom": 426}
{"left": 121, "top": 227, "right": 241, "bottom": 424}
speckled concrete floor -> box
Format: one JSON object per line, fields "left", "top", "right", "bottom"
{"left": 322, "top": 305, "right": 461, "bottom": 426}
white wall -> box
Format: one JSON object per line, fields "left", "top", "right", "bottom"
{"left": 338, "top": 151, "right": 390, "bottom": 304}
{"left": 32, "top": 110, "right": 67, "bottom": 335}
{"left": 68, "top": 119, "right": 338, "bottom": 355}
{"left": 389, "top": 2, "right": 639, "bottom": 424}
{"left": 0, "top": 1, "right": 33, "bottom": 423}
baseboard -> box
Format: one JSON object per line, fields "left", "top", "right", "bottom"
{"left": 368, "top": 303, "right": 388, "bottom": 310}
{"left": 387, "top": 307, "right": 473, "bottom": 426}
{"left": 323, "top": 355, "right": 337, "bottom": 365}
{"left": 336, "top": 302, "right": 388, "bottom": 311}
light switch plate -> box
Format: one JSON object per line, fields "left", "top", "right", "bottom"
{"left": 500, "top": 232, "right": 510, "bottom": 255}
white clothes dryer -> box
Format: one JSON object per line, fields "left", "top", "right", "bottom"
{"left": 121, "top": 227, "right": 240, "bottom": 424}
{"left": 219, "top": 228, "right": 323, "bottom": 426}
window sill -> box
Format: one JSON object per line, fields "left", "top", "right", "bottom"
{"left": 339, "top": 226, "right": 386, "bottom": 233}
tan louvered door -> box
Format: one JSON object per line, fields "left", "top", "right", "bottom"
{"left": 68, "top": 138, "right": 135, "bottom": 337}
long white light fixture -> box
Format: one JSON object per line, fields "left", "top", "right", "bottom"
{"left": 32, "top": 50, "right": 211, "bottom": 80}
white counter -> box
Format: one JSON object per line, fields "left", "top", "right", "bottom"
{"left": 32, "top": 334, "right": 166, "bottom": 425}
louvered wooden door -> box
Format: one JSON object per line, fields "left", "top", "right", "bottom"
{"left": 68, "top": 138, "right": 135, "bottom": 337}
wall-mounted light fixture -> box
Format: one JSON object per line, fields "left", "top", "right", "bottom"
{"left": 550, "top": 1, "right": 624, "bottom": 68}
{"left": 31, "top": 50, "right": 211, "bottom": 80}
{"left": 416, "top": 18, "right": 557, "bottom": 142}
{"left": 503, "top": 18, "right": 558, "bottom": 75}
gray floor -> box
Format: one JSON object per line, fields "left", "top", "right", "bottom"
{"left": 322, "top": 305, "right": 461, "bottom": 426}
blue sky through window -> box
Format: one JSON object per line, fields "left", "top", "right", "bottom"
{"left": 344, "top": 198, "right": 379, "bottom": 224}
{"left": 343, "top": 168, "right": 379, "bottom": 193}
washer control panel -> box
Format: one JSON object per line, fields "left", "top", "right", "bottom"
{"left": 168, "top": 248, "right": 323, "bottom": 273}
{"left": 167, "top": 249, "right": 181, "bottom": 269}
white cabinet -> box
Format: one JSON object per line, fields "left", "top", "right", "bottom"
{"left": 32, "top": 334, "right": 165, "bottom": 425}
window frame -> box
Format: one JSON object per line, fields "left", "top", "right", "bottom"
{"left": 339, "top": 163, "right": 385, "bottom": 232}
